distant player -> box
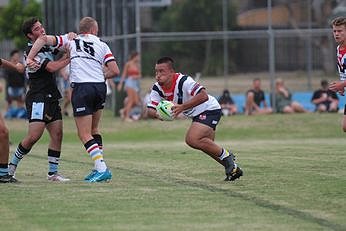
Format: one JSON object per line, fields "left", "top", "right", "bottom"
{"left": 0, "top": 58, "right": 25, "bottom": 183}
{"left": 329, "top": 16, "right": 346, "bottom": 131}
{"left": 26, "top": 17, "right": 120, "bottom": 182}
{"left": 8, "top": 17, "right": 71, "bottom": 182}
{"left": 147, "top": 57, "right": 243, "bottom": 181}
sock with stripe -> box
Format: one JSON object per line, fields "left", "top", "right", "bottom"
{"left": 10, "top": 143, "right": 31, "bottom": 167}
{"left": 48, "top": 149, "right": 61, "bottom": 176}
{"left": 218, "top": 148, "right": 230, "bottom": 160}
{"left": 84, "top": 139, "right": 107, "bottom": 172}
{"left": 92, "top": 134, "right": 103, "bottom": 154}
{"left": 0, "top": 163, "right": 8, "bottom": 176}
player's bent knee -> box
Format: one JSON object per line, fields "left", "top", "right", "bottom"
{"left": 185, "top": 136, "right": 199, "bottom": 150}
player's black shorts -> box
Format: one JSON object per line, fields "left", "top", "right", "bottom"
{"left": 192, "top": 109, "right": 222, "bottom": 130}
{"left": 71, "top": 82, "right": 106, "bottom": 117}
{"left": 26, "top": 93, "right": 62, "bottom": 124}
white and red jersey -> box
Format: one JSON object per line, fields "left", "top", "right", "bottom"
{"left": 147, "top": 73, "right": 220, "bottom": 118}
{"left": 337, "top": 45, "right": 346, "bottom": 81}
{"left": 56, "top": 34, "right": 115, "bottom": 83}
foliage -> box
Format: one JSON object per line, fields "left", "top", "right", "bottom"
{"left": 142, "top": 0, "right": 237, "bottom": 76}
{"left": 0, "top": 0, "right": 42, "bottom": 49}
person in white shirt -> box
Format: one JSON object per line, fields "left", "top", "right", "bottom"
{"left": 147, "top": 57, "right": 243, "bottom": 181}
{"left": 26, "top": 17, "right": 120, "bottom": 182}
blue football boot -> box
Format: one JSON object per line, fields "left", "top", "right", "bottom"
{"left": 86, "top": 169, "right": 112, "bottom": 183}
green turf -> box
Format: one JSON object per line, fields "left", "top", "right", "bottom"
{"left": 1, "top": 112, "right": 345, "bottom": 231}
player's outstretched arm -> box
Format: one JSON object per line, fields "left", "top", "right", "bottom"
{"left": 26, "top": 35, "right": 57, "bottom": 69}
{"left": 46, "top": 52, "right": 70, "bottom": 73}
{"left": 0, "top": 58, "right": 25, "bottom": 73}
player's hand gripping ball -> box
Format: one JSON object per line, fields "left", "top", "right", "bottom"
{"left": 156, "top": 100, "right": 175, "bottom": 121}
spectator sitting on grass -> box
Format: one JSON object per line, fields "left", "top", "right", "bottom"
{"left": 272, "top": 78, "right": 309, "bottom": 114}
{"left": 311, "top": 80, "right": 338, "bottom": 113}
{"left": 218, "top": 89, "right": 237, "bottom": 116}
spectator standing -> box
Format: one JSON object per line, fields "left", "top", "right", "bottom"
{"left": 117, "top": 52, "right": 141, "bottom": 122}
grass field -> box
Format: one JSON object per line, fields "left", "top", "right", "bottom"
{"left": 0, "top": 111, "right": 345, "bottom": 231}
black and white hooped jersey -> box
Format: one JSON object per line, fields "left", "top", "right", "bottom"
{"left": 147, "top": 73, "right": 221, "bottom": 118}
{"left": 337, "top": 45, "right": 346, "bottom": 81}
{"left": 56, "top": 34, "right": 115, "bottom": 83}
{"left": 24, "top": 43, "right": 61, "bottom": 100}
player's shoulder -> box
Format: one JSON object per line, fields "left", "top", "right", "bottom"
{"left": 178, "top": 73, "right": 192, "bottom": 78}
{"left": 177, "top": 73, "right": 194, "bottom": 83}
{"left": 88, "top": 34, "right": 109, "bottom": 46}
{"left": 152, "top": 82, "right": 161, "bottom": 90}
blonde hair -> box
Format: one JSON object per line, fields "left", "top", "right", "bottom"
{"left": 79, "top": 17, "right": 97, "bottom": 33}
{"left": 275, "top": 78, "right": 284, "bottom": 85}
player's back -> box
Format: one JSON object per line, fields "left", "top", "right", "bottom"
{"left": 69, "top": 34, "right": 107, "bottom": 83}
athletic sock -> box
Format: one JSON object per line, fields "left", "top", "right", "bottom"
{"left": 218, "top": 148, "right": 230, "bottom": 161}
{"left": 0, "top": 163, "right": 8, "bottom": 176}
{"left": 48, "top": 149, "right": 61, "bottom": 176}
{"left": 92, "top": 134, "right": 103, "bottom": 154}
{"left": 84, "top": 139, "right": 107, "bottom": 172}
{"left": 10, "top": 143, "right": 31, "bottom": 167}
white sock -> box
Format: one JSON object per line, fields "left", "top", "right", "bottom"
{"left": 218, "top": 148, "right": 230, "bottom": 160}
{"left": 95, "top": 159, "right": 107, "bottom": 172}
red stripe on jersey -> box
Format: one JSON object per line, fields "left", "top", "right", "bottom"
{"left": 337, "top": 46, "right": 346, "bottom": 74}
{"left": 104, "top": 53, "right": 114, "bottom": 61}
{"left": 57, "top": 36, "right": 63, "bottom": 48}
{"left": 191, "top": 83, "right": 201, "bottom": 96}
{"left": 161, "top": 73, "right": 179, "bottom": 101}
{"left": 151, "top": 101, "right": 159, "bottom": 106}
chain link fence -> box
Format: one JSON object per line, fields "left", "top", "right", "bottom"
{"left": 39, "top": 0, "right": 346, "bottom": 113}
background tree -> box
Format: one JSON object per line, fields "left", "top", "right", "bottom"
{"left": 142, "top": 0, "right": 237, "bottom": 76}
{"left": 0, "top": 0, "right": 42, "bottom": 49}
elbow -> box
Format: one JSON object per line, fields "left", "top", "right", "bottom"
{"left": 46, "top": 65, "right": 55, "bottom": 73}
{"left": 38, "top": 35, "right": 48, "bottom": 44}
{"left": 113, "top": 66, "right": 120, "bottom": 76}
{"left": 200, "top": 91, "right": 209, "bottom": 103}
{"left": 113, "top": 69, "right": 120, "bottom": 77}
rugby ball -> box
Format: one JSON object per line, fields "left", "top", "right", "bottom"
{"left": 156, "top": 100, "right": 174, "bottom": 121}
